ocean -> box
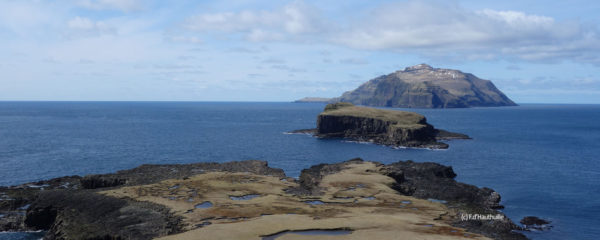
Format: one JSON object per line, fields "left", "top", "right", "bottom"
{"left": 0, "top": 102, "right": 599, "bottom": 239}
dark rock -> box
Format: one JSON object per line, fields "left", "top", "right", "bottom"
{"left": 380, "top": 160, "right": 527, "bottom": 239}
{"left": 382, "top": 160, "right": 503, "bottom": 209}
{"left": 81, "top": 175, "right": 127, "bottom": 189}
{"left": 24, "top": 190, "right": 183, "bottom": 240}
{"left": 453, "top": 216, "right": 525, "bottom": 240}
{"left": 286, "top": 128, "right": 317, "bottom": 135}
{"left": 81, "top": 160, "right": 285, "bottom": 187}
{"left": 332, "top": 64, "right": 517, "bottom": 108}
{"left": 435, "top": 129, "right": 471, "bottom": 140}
{"left": 0, "top": 213, "right": 27, "bottom": 232}
{"left": 24, "top": 205, "right": 57, "bottom": 230}
{"left": 520, "top": 216, "right": 552, "bottom": 231}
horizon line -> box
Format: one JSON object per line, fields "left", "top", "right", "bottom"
{"left": 0, "top": 100, "right": 598, "bottom": 105}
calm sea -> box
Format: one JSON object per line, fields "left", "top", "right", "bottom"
{"left": 0, "top": 102, "right": 599, "bottom": 240}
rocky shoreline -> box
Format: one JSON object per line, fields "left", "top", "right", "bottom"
{"left": 290, "top": 102, "right": 470, "bottom": 149}
{"left": 0, "top": 159, "right": 530, "bottom": 240}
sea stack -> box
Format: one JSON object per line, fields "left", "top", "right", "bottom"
{"left": 333, "top": 64, "right": 517, "bottom": 108}
{"left": 293, "top": 102, "right": 469, "bottom": 149}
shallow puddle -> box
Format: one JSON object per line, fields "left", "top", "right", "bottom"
{"left": 196, "top": 221, "right": 211, "bottom": 228}
{"left": 262, "top": 229, "right": 353, "bottom": 240}
{"left": 195, "top": 201, "right": 213, "bottom": 208}
{"left": 305, "top": 200, "right": 325, "bottom": 205}
{"left": 427, "top": 198, "right": 447, "bottom": 204}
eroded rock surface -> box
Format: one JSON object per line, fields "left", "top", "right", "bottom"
{"left": 0, "top": 159, "right": 527, "bottom": 240}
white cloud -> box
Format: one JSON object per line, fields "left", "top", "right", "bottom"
{"left": 0, "top": 1, "right": 59, "bottom": 35}
{"left": 66, "top": 16, "right": 115, "bottom": 37}
{"left": 182, "top": 0, "right": 600, "bottom": 65}
{"left": 335, "top": 1, "right": 600, "bottom": 64}
{"left": 77, "top": 0, "right": 142, "bottom": 12}
{"left": 185, "top": 1, "right": 326, "bottom": 41}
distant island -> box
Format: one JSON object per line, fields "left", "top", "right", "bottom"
{"left": 295, "top": 64, "right": 517, "bottom": 108}
{"left": 294, "top": 97, "right": 332, "bottom": 103}
{"left": 290, "top": 102, "right": 469, "bottom": 149}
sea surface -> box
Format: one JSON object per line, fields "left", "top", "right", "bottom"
{"left": 0, "top": 102, "right": 599, "bottom": 240}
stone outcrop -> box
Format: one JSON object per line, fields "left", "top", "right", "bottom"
{"left": 0, "top": 159, "right": 530, "bottom": 240}
{"left": 332, "top": 64, "right": 517, "bottom": 108}
{"left": 292, "top": 102, "right": 469, "bottom": 149}
{"left": 0, "top": 160, "right": 285, "bottom": 239}
{"left": 382, "top": 160, "right": 503, "bottom": 209}
{"left": 288, "top": 159, "right": 527, "bottom": 240}
{"left": 520, "top": 216, "right": 552, "bottom": 231}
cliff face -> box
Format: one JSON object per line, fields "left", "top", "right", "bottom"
{"left": 314, "top": 102, "right": 468, "bottom": 149}
{"left": 334, "top": 64, "right": 517, "bottom": 108}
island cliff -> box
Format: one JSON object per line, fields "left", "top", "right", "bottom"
{"left": 0, "top": 159, "right": 527, "bottom": 240}
{"left": 331, "top": 64, "right": 517, "bottom": 108}
{"left": 292, "top": 102, "right": 469, "bottom": 149}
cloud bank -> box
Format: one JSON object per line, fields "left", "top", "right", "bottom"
{"left": 185, "top": 1, "right": 600, "bottom": 64}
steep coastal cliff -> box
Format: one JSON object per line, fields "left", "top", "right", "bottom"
{"left": 293, "top": 102, "right": 469, "bottom": 149}
{"left": 0, "top": 159, "right": 527, "bottom": 240}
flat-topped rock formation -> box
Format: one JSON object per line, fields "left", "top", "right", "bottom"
{"left": 291, "top": 102, "right": 469, "bottom": 149}
{"left": 332, "top": 64, "right": 517, "bottom": 108}
{"left": 0, "top": 159, "right": 527, "bottom": 240}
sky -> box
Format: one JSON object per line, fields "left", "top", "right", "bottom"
{"left": 1, "top": 0, "right": 599, "bottom": 103}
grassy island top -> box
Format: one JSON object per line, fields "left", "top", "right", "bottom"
{"left": 320, "top": 102, "right": 427, "bottom": 127}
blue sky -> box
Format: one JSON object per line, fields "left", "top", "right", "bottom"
{"left": 1, "top": 0, "right": 599, "bottom": 103}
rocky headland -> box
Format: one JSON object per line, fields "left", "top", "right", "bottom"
{"left": 0, "top": 158, "right": 530, "bottom": 240}
{"left": 291, "top": 102, "right": 469, "bottom": 149}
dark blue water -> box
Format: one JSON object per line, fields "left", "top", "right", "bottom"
{"left": 0, "top": 102, "right": 598, "bottom": 239}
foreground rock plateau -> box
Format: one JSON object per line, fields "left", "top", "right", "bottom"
{"left": 0, "top": 159, "right": 528, "bottom": 239}
{"left": 330, "top": 64, "right": 517, "bottom": 108}
{"left": 291, "top": 102, "right": 469, "bottom": 149}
